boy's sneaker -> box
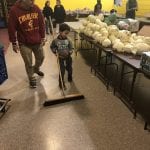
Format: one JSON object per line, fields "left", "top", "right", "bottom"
{"left": 68, "top": 75, "right": 72, "bottom": 82}
{"left": 29, "top": 79, "right": 37, "bottom": 88}
{"left": 35, "top": 71, "right": 44, "bottom": 77}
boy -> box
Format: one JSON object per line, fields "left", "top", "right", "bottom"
{"left": 104, "top": 9, "right": 118, "bottom": 25}
{"left": 50, "top": 23, "right": 73, "bottom": 89}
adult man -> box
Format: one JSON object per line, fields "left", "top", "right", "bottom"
{"left": 8, "top": 0, "right": 45, "bottom": 88}
{"left": 43, "top": 0, "right": 53, "bottom": 34}
{"left": 126, "top": 0, "right": 138, "bottom": 19}
{"left": 94, "top": 0, "right": 102, "bottom": 16}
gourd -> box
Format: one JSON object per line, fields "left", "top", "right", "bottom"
{"left": 123, "top": 43, "right": 134, "bottom": 53}
{"left": 87, "top": 15, "right": 96, "bottom": 23}
{"left": 113, "top": 41, "right": 124, "bottom": 52}
{"left": 108, "top": 25, "right": 119, "bottom": 36}
{"left": 102, "top": 39, "right": 111, "bottom": 47}
{"left": 97, "top": 14, "right": 104, "bottom": 21}
{"left": 95, "top": 34, "right": 102, "bottom": 42}
{"left": 135, "top": 43, "right": 150, "bottom": 52}
{"left": 79, "top": 26, "right": 85, "bottom": 33}
{"left": 82, "top": 20, "right": 88, "bottom": 26}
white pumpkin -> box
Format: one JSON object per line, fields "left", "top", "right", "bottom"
{"left": 82, "top": 20, "right": 88, "bottom": 26}
{"left": 144, "top": 37, "right": 150, "bottom": 45}
{"left": 87, "top": 15, "right": 96, "bottom": 23}
{"left": 135, "top": 43, "right": 150, "bottom": 52}
{"left": 131, "top": 33, "right": 137, "bottom": 39}
{"left": 123, "top": 43, "right": 134, "bottom": 53}
{"left": 79, "top": 26, "right": 85, "bottom": 33}
{"left": 118, "top": 30, "right": 131, "bottom": 43}
{"left": 112, "top": 38, "right": 120, "bottom": 45}
{"left": 101, "top": 30, "right": 109, "bottom": 37}
{"left": 131, "top": 50, "right": 137, "bottom": 55}
{"left": 113, "top": 41, "right": 124, "bottom": 52}
{"left": 86, "top": 30, "right": 93, "bottom": 37}
{"left": 95, "top": 24, "right": 100, "bottom": 31}
{"left": 134, "top": 39, "right": 144, "bottom": 44}
{"left": 95, "top": 34, "right": 102, "bottom": 42}
{"left": 108, "top": 25, "right": 119, "bottom": 36}
{"left": 109, "top": 35, "right": 117, "bottom": 43}
{"left": 92, "top": 31, "right": 101, "bottom": 39}
{"left": 99, "top": 36, "right": 107, "bottom": 44}
{"left": 97, "top": 14, "right": 104, "bottom": 21}
{"left": 102, "top": 39, "right": 111, "bottom": 47}
{"left": 87, "top": 23, "right": 93, "bottom": 29}
{"left": 95, "top": 19, "right": 102, "bottom": 26}
{"left": 101, "top": 22, "right": 108, "bottom": 28}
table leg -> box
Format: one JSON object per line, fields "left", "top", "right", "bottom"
{"left": 119, "top": 62, "right": 125, "bottom": 92}
{"left": 129, "top": 70, "right": 137, "bottom": 102}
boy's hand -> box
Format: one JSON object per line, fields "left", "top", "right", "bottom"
{"left": 58, "top": 50, "right": 69, "bottom": 58}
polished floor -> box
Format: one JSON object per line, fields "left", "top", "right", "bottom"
{"left": 0, "top": 34, "right": 150, "bottom": 150}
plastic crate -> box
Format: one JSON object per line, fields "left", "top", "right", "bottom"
{"left": 0, "top": 19, "right": 6, "bottom": 28}
{"left": 0, "top": 44, "right": 8, "bottom": 85}
{"left": 140, "top": 52, "right": 150, "bottom": 73}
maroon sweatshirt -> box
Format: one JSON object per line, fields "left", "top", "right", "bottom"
{"left": 8, "top": 2, "right": 45, "bottom": 45}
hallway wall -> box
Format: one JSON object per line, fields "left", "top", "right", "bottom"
{"left": 35, "top": 0, "right": 150, "bottom": 16}
{"left": 115, "top": 0, "right": 150, "bottom": 16}
{"left": 35, "top": 0, "right": 113, "bottom": 12}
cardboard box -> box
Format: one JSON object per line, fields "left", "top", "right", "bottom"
{"left": 138, "top": 25, "right": 150, "bottom": 37}
{"left": 145, "top": 13, "right": 150, "bottom": 19}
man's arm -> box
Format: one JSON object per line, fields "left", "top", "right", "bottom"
{"left": 8, "top": 8, "right": 19, "bottom": 53}
{"left": 62, "top": 5, "right": 66, "bottom": 18}
{"left": 135, "top": 0, "right": 138, "bottom": 11}
{"left": 50, "top": 7, "right": 54, "bottom": 18}
{"left": 37, "top": 7, "right": 45, "bottom": 44}
{"left": 126, "top": 2, "right": 129, "bottom": 11}
{"left": 8, "top": 9, "right": 17, "bottom": 44}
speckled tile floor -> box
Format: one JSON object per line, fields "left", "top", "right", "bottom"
{"left": 0, "top": 34, "right": 150, "bottom": 150}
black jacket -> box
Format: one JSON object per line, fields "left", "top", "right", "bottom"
{"left": 54, "top": 5, "right": 66, "bottom": 23}
{"left": 43, "top": 6, "right": 53, "bottom": 19}
{"left": 94, "top": 3, "right": 102, "bottom": 15}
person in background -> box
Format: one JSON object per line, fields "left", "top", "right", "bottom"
{"left": 50, "top": 23, "right": 74, "bottom": 90}
{"left": 8, "top": 0, "right": 45, "bottom": 88}
{"left": 94, "top": 0, "right": 102, "bottom": 15}
{"left": 104, "top": 9, "right": 118, "bottom": 25}
{"left": 43, "top": 0, "right": 53, "bottom": 35}
{"left": 54, "top": 0, "right": 66, "bottom": 33}
{"left": 126, "top": 0, "right": 138, "bottom": 19}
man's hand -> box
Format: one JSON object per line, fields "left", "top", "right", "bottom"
{"left": 41, "top": 38, "right": 46, "bottom": 46}
{"left": 12, "top": 44, "right": 20, "bottom": 53}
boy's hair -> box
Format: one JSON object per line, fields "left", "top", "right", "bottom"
{"left": 59, "top": 23, "right": 70, "bottom": 32}
{"left": 110, "top": 9, "right": 117, "bottom": 14}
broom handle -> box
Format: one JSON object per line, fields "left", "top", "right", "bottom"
{"left": 49, "top": 16, "right": 66, "bottom": 96}
{"left": 56, "top": 52, "right": 66, "bottom": 97}
{"left": 49, "top": 16, "right": 55, "bottom": 39}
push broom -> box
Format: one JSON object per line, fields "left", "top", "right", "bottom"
{"left": 43, "top": 17, "right": 84, "bottom": 106}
